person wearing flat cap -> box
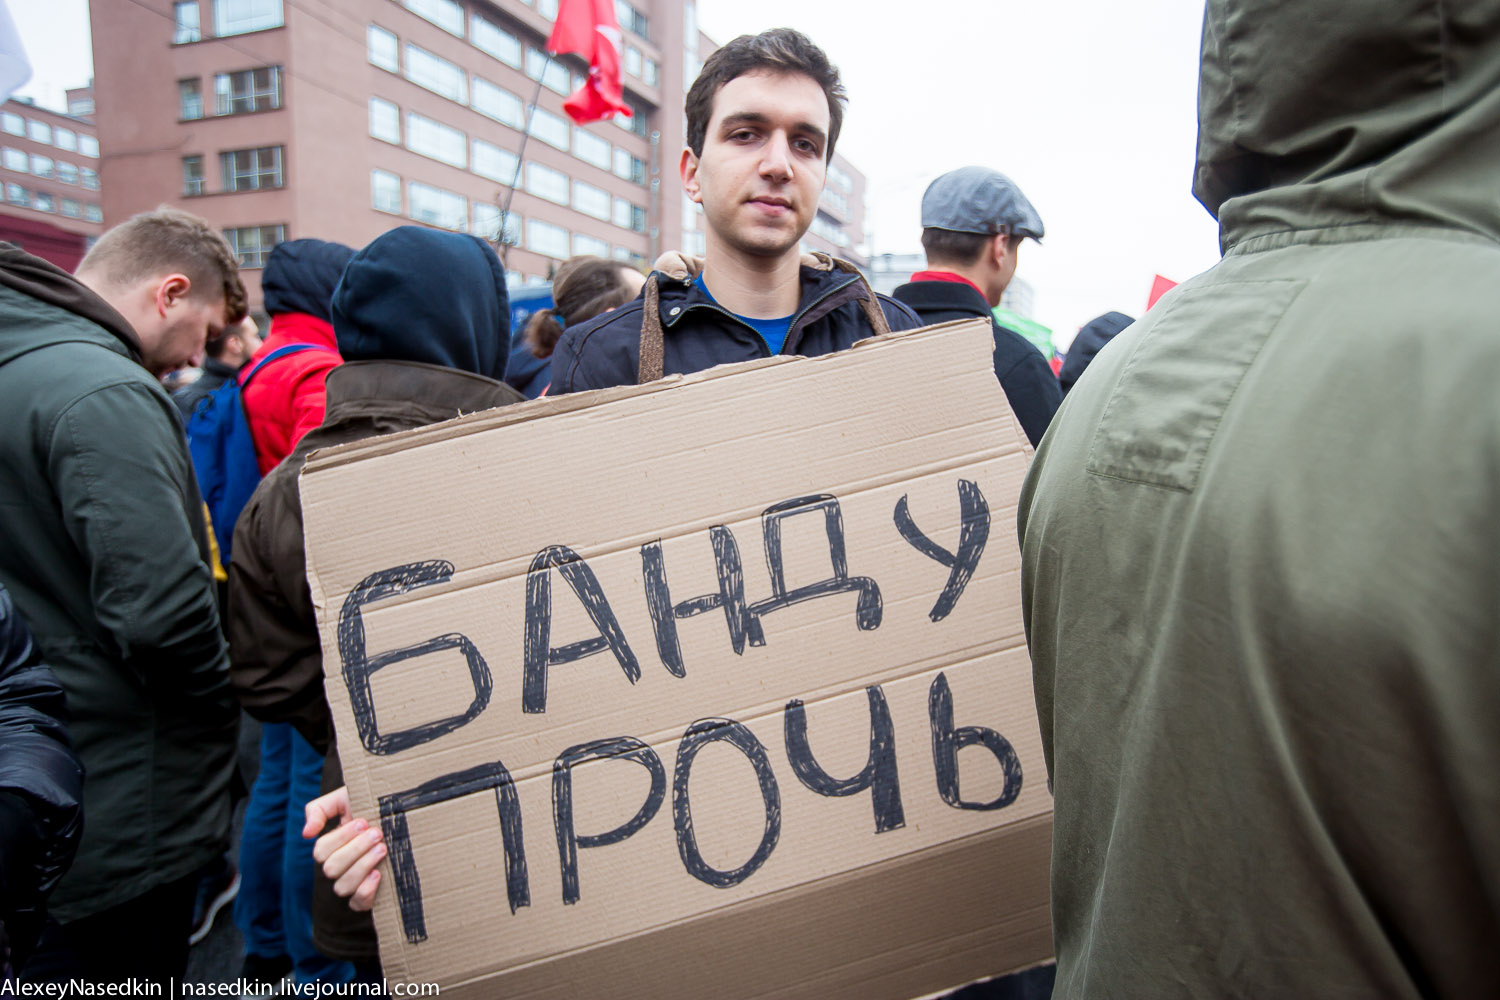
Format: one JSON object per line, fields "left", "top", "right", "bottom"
{"left": 893, "top": 166, "right": 1061, "bottom": 446}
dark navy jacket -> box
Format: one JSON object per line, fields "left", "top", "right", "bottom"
{"left": 550, "top": 260, "right": 922, "bottom": 393}
{"left": 892, "top": 279, "right": 1061, "bottom": 446}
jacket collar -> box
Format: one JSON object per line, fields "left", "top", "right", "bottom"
{"left": 0, "top": 242, "right": 143, "bottom": 359}
{"left": 649, "top": 251, "right": 863, "bottom": 331}
{"left": 323, "top": 360, "right": 522, "bottom": 424}
{"left": 265, "top": 312, "right": 340, "bottom": 352}
{"left": 891, "top": 277, "right": 994, "bottom": 319}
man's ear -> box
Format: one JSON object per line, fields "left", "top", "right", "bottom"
{"left": 153, "top": 273, "right": 192, "bottom": 316}
{"left": 680, "top": 147, "right": 702, "bottom": 204}
{"left": 989, "top": 234, "right": 1011, "bottom": 270}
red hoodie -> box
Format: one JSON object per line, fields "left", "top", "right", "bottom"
{"left": 239, "top": 312, "right": 342, "bottom": 474}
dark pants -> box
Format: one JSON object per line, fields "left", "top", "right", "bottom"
{"left": 20, "top": 872, "right": 197, "bottom": 986}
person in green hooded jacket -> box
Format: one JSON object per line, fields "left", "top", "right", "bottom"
{"left": 0, "top": 208, "right": 245, "bottom": 984}
{"left": 1020, "top": 0, "right": 1500, "bottom": 996}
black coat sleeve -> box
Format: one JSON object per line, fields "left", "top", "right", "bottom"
{"left": 995, "top": 344, "right": 1063, "bottom": 447}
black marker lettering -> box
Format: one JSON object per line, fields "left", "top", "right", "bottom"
{"left": 641, "top": 526, "right": 764, "bottom": 678}
{"left": 894, "top": 479, "right": 990, "bottom": 622}
{"left": 338, "top": 561, "right": 491, "bottom": 755}
{"left": 524, "top": 545, "right": 640, "bottom": 714}
{"left": 673, "top": 718, "right": 780, "bottom": 887}
{"left": 784, "top": 685, "right": 904, "bottom": 833}
{"left": 749, "top": 495, "right": 881, "bottom": 632}
{"left": 552, "top": 737, "right": 665, "bottom": 905}
{"left": 379, "top": 761, "right": 529, "bottom": 943}
{"left": 928, "top": 672, "right": 1022, "bottom": 810}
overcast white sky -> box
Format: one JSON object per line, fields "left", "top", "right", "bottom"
{"left": 10, "top": 0, "right": 1222, "bottom": 347}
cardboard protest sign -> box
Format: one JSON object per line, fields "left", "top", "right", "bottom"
{"left": 299, "top": 319, "right": 1053, "bottom": 1000}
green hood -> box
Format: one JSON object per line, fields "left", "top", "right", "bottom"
{"left": 1195, "top": 0, "right": 1500, "bottom": 252}
{"left": 0, "top": 243, "right": 141, "bottom": 369}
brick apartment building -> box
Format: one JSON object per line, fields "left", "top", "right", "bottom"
{"left": 88, "top": 0, "right": 868, "bottom": 308}
{"left": 0, "top": 88, "right": 104, "bottom": 271}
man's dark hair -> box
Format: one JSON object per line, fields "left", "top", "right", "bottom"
{"left": 685, "top": 28, "right": 847, "bottom": 163}
{"left": 921, "top": 228, "right": 1022, "bottom": 267}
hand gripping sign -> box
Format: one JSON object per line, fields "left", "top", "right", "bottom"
{"left": 300, "top": 319, "right": 1053, "bottom": 1000}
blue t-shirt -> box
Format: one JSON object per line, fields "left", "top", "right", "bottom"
{"left": 695, "top": 274, "right": 794, "bottom": 355}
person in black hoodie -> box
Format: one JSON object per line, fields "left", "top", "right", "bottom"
{"left": 1056, "top": 311, "right": 1134, "bottom": 395}
{"left": 892, "top": 167, "right": 1062, "bottom": 447}
{"left": 227, "top": 226, "right": 523, "bottom": 978}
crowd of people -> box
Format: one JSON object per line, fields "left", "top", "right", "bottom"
{"left": 1, "top": 1, "right": 1497, "bottom": 996}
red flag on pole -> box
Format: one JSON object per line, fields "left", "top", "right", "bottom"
{"left": 547, "top": 0, "right": 633, "bottom": 124}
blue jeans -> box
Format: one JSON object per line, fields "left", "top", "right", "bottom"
{"left": 235, "top": 723, "right": 354, "bottom": 985}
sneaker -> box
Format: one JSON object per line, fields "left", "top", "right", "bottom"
{"left": 239, "top": 953, "right": 293, "bottom": 997}
{"left": 188, "top": 856, "right": 241, "bottom": 946}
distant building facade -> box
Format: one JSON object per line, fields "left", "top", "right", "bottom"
{"left": 0, "top": 91, "right": 103, "bottom": 271}
{"left": 88, "top": 0, "right": 868, "bottom": 307}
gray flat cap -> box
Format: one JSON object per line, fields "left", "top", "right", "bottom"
{"left": 921, "top": 166, "right": 1045, "bottom": 241}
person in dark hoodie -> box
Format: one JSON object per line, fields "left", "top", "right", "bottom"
{"left": 0, "top": 583, "right": 83, "bottom": 978}
{"left": 1055, "top": 311, "right": 1133, "bottom": 395}
{"left": 0, "top": 208, "right": 243, "bottom": 984}
{"left": 240, "top": 239, "right": 357, "bottom": 475}
{"left": 228, "top": 226, "right": 523, "bottom": 978}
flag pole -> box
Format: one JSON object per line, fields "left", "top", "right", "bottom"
{"left": 498, "top": 55, "right": 551, "bottom": 272}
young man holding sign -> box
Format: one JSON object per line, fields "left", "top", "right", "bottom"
{"left": 547, "top": 28, "right": 920, "bottom": 393}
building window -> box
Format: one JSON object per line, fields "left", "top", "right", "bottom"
{"left": 405, "top": 44, "right": 466, "bottom": 103}
{"left": 471, "top": 139, "right": 518, "bottom": 184}
{"left": 1, "top": 113, "right": 23, "bottom": 136}
{"left": 536, "top": 0, "right": 558, "bottom": 19}
{"left": 30, "top": 155, "right": 53, "bottom": 179}
{"left": 613, "top": 197, "right": 646, "bottom": 233}
{"left": 368, "top": 97, "right": 400, "bottom": 143}
{"left": 60, "top": 198, "right": 82, "bottom": 218}
{"left": 614, "top": 102, "right": 648, "bottom": 138}
{"left": 84, "top": 204, "right": 103, "bottom": 223}
{"left": 221, "top": 146, "right": 284, "bottom": 191}
{"left": 54, "top": 128, "right": 77, "bottom": 152}
{"left": 470, "top": 77, "right": 522, "bottom": 129}
{"left": 180, "top": 79, "right": 204, "bottom": 120}
{"left": 213, "top": 0, "right": 283, "bottom": 37}
{"left": 405, "top": 112, "right": 466, "bottom": 168}
{"left": 613, "top": 148, "right": 646, "bottom": 185}
{"left": 81, "top": 167, "right": 99, "bottom": 190}
{"left": 572, "top": 180, "right": 610, "bottom": 221}
{"left": 572, "top": 233, "right": 608, "bottom": 258}
{"left": 27, "top": 121, "right": 50, "bottom": 144}
{"left": 1, "top": 147, "right": 25, "bottom": 172}
{"left": 472, "top": 205, "right": 520, "bottom": 245}
{"left": 173, "top": 1, "right": 201, "bottom": 42}
{"left": 78, "top": 136, "right": 99, "bottom": 158}
{"left": 643, "top": 57, "right": 658, "bottom": 87}
{"left": 68, "top": 96, "right": 94, "bottom": 117}
{"left": 183, "top": 156, "right": 205, "bottom": 196}
{"left": 471, "top": 16, "right": 520, "bottom": 68}
{"left": 31, "top": 191, "right": 54, "bottom": 213}
{"left": 527, "top": 108, "right": 569, "bottom": 152}
{"left": 524, "top": 162, "right": 568, "bottom": 205}
{"left": 525, "top": 49, "right": 570, "bottom": 96}
{"left": 407, "top": 181, "right": 466, "bottom": 231}
{"left": 402, "top": 0, "right": 463, "bottom": 37}
{"left": 5, "top": 183, "right": 24, "bottom": 205}
{"left": 214, "top": 67, "right": 281, "bottom": 115}
{"left": 368, "top": 25, "right": 399, "bottom": 71}
{"left": 57, "top": 161, "right": 79, "bottom": 184}
{"left": 615, "top": 1, "right": 648, "bottom": 39}
{"left": 371, "top": 169, "right": 401, "bottom": 213}
{"left": 623, "top": 45, "right": 642, "bottom": 78}
{"left": 573, "top": 128, "right": 610, "bottom": 171}
{"left": 526, "top": 218, "right": 568, "bottom": 259}
{"left": 224, "top": 224, "right": 285, "bottom": 267}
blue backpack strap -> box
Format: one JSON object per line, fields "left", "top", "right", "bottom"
{"left": 240, "top": 342, "right": 327, "bottom": 389}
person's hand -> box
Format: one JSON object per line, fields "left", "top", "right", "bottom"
{"left": 304, "top": 785, "right": 385, "bottom": 911}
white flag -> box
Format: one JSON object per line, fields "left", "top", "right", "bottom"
{"left": 0, "top": 0, "right": 32, "bottom": 104}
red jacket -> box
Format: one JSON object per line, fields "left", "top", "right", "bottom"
{"left": 240, "top": 313, "right": 342, "bottom": 474}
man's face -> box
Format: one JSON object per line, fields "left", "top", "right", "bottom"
{"left": 135, "top": 278, "right": 228, "bottom": 378}
{"left": 682, "top": 70, "right": 830, "bottom": 261}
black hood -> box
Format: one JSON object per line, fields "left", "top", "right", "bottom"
{"left": 331, "top": 227, "right": 510, "bottom": 381}
{"left": 1058, "top": 311, "right": 1134, "bottom": 395}
{"left": 0, "top": 242, "right": 142, "bottom": 365}
{"left": 261, "top": 238, "right": 356, "bottom": 321}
